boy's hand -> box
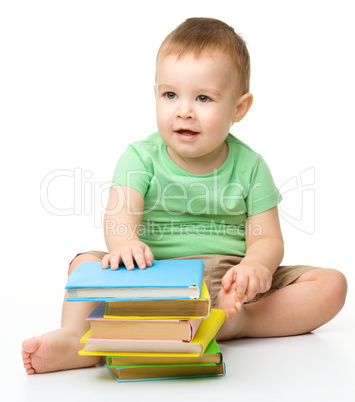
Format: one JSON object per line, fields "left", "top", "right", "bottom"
{"left": 101, "top": 240, "right": 154, "bottom": 271}
{"left": 222, "top": 261, "right": 272, "bottom": 306}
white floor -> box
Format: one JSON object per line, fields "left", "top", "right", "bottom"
{"left": 2, "top": 270, "right": 354, "bottom": 402}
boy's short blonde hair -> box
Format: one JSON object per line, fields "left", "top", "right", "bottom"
{"left": 157, "top": 17, "right": 251, "bottom": 95}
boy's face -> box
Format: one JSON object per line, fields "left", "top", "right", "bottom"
{"left": 155, "top": 52, "right": 248, "bottom": 172}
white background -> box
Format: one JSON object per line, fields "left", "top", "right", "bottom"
{"left": 1, "top": 1, "right": 354, "bottom": 401}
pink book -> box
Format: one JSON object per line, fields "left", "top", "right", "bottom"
{"left": 86, "top": 302, "right": 202, "bottom": 342}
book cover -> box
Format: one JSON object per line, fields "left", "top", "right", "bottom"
{"left": 104, "top": 279, "right": 211, "bottom": 319}
{"left": 87, "top": 302, "right": 202, "bottom": 341}
{"left": 102, "top": 359, "right": 226, "bottom": 382}
{"left": 79, "top": 309, "right": 225, "bottom": 356}
{"left": 66, "top": 259, "right": 204, "bottom": 301}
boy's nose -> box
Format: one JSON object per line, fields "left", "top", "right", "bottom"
{"left": 177, "top": 100, "right": 194, "bottom": 119}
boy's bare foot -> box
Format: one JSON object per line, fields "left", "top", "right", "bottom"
{"left": 216, "top": 282, "right": 242, "bottom": 320}
{"left": 215, "top": 283, "right": 247, "bottom": 340}
{"left": 22, "top": 327, "right": 101, "bottom": 374}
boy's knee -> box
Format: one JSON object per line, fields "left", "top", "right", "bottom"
{"left": 319, "top": 269, "right": 347, "bottom": 315}
{"left": 68, "top": 253, "right": 102, "bottom": 276}
{"left": 331, "top": 269, "right": 347, "bottom": 303}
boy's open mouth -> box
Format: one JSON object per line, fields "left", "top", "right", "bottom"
{"left": 176, "top": 129, "right": 199, "bottom": 136}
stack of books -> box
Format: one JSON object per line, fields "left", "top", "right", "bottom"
{"left": 65, "top": 259, "right": 226, "bottom": 382}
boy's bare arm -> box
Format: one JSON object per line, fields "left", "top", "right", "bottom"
{"left": 102, "top": 185, "right": 153, "bottom": 270}
{"left": 243, "top": 206, "right": 284, "bottom": 275}
{"left": 222, "top": 206, "right": 284, "bottom": 303}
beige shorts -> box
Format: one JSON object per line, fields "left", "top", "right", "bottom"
{"left": 70, "top": 251, "right": 318, "bottom": 308}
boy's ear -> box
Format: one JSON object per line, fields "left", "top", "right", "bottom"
{"left": 154, "top": 86, "right": 157, "bottom": 99}
{"left": 233, "top": 93, "right": 253, "bottom": 123}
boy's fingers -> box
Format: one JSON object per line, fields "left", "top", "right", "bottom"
{"left": 144, "top": 246, "right": 154, "bottom": 266}
{"left": 109, "top": 253, "right": 121, "bottom": 270}
{"left": 132, "top": 248, "right": 147, "bottom": 270}
{"left": 120, "top": 250, "right": 135, "bottom": 270}
{"left": 222, "top": 269, "right": 235, "bottom": 291}
{"left": 101, "top": 254, "right": 110, "bottom": 269}
{"left": 235, "top": 276, "right": 248, "bottom": 303}
{"left": 235, "top": 290, "right": 247, "bottom": 303}
{"left": 246, "top": 276, "right": 259, "bottom": 301}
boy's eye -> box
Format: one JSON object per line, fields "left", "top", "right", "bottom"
{"left": 197, "top": 95, "right": 211, "bottom": 102}
{"left": 165, "top": 92, "right": 177, "bottom": 100}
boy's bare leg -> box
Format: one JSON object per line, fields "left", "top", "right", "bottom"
{"left": 216, "top": 268, "right": 347, "bottom": 340}
{"left": 22, "top": 254, "right": 102, "bottom": 374}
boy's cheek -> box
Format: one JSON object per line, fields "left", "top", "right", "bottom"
{"left": 156, "top": 106, "right": 170, "bottom": 125}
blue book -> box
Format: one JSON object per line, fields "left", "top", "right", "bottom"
{"left": 66, "top": 260, "right": 204, "bottom": 301}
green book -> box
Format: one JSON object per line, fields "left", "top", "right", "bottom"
{"left": 102, "top": 359, "right": 225, "bottom": 382}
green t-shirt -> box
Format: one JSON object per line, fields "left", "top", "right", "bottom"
{"left": 112, "top": 132, "right": 282, "bottom": 259}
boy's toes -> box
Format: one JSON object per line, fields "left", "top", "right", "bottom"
{"left": 225, "top": 307, "right": 238, "bottom": 320}
{"left": 21, "top": 350, "right": 30, "bottom": 359}
{"left": 21, "top": 337, "right": 43, "bottom": 375}
{"left": 22, "top": 337, "right": 41, "bottom": 354}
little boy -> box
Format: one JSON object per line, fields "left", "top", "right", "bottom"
{"left": 22, "top": 17, "right": 347, "bottom": 374}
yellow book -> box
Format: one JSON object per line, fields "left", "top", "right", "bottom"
{"left": 104, "top": 279, "right": 211, "bottom": 320}
{"left": 108, "top": 338, "right": 223, "bottom": 366}
{"left": 79, "top": 309, "right": 225, "bottom": 357}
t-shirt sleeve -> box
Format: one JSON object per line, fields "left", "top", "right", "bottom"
{"left": 111, "top": 146, "right": 151, "bottom": 196}
{"left": 245, "top": 155, "right": 282, "bottom": 216}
